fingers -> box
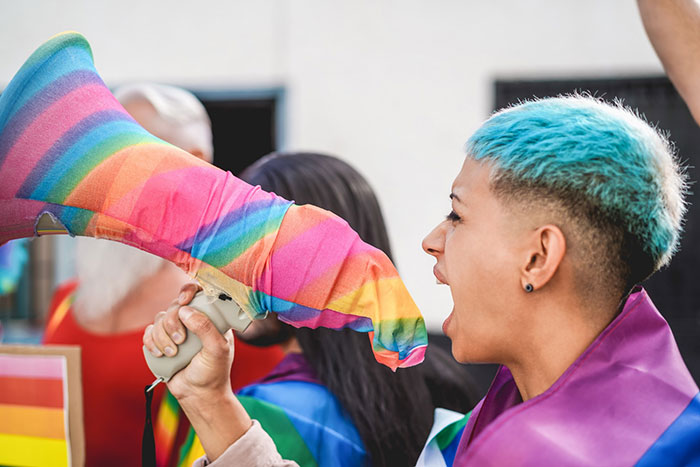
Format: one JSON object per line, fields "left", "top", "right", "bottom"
{"left": 162, "top": 301, "right": 186, "bottom": 346}
{"left": 142, "top": 282, "right": 202, "bottom": 358}
{"left": 223, "top": 329, "right": 234, "bottom": 346}
{"left": 144, "top": 307, "right": 184, "bottom": 357}
{"left": 178, "top": 282, "right": 201, "bottom": 306}
{"left": 142, "top": 324, "right": 162, "bottom": 357}
{"left": 147, "top": 311, "right": 176, "bottom": 356}
{"left": 178, "top": 306, "right": 231, "bottom": 360}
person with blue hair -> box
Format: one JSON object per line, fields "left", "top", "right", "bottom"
{"left": 146, "top": 95, "right": 700, "bottom": 466}
{"left": 422, "top": 95, "right": 698, "bottom": 465}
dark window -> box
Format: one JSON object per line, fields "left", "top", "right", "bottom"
{"left": 193, "top": 89, "right": 284, "bottom": 175}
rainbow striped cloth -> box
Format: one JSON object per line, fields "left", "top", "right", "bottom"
{"left": 176, "top": 354, "right": 367, "bottom": 466}
{"left": 0, "top": 354, "right": 71, "bottom": 466}
{"left": 171, "top": 389, "right": 470, "bottom": 466}
{"left": 0, "top": 32, "right": 427, "bottom": 369}
{"left": 416, "top": 409, "right": 469, "bottom": 467}
{"left": 153, "top": 390, "right": 181, "bottom": 467}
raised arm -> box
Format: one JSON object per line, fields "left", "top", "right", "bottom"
{"left": 638, "top": 0, "right": 700, "bottom": 124}
{"left": 143, "top": 284, "right": 298, "bottom": 466}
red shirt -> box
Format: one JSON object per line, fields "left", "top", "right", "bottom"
{"left": 43, "top": 281, "right": 284, "bottom": 467}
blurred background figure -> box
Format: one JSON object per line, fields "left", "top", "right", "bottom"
{"left": 0, "top": 239, "right": 29, "bottom": 343}
{"left": 42, "top": 83, "right": 284, "bottom": 467}
{"left": 176, "top": 152, "right": 478, "bottom": 467}
{"left": 0, "top": 240, "right": 28, "bottom": 296}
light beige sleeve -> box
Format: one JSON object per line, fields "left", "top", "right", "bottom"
{"left": 192, "top": 420, "right": 299, "bottom": 467}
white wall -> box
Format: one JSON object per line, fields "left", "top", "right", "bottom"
{"left": 0, "top": 0, "right": 664, "bottom": 331}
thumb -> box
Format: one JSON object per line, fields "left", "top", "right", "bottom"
{"left": 178, "top": 306, "right": 230, "bottom": 360}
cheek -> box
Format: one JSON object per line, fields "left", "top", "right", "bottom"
{"left": 445, "top": 229, "right": 515, "bottom": 314}
{"left": 445, "top": 229, "right": 503, "bottom": 287}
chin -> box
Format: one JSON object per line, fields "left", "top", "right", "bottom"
{"left": 450, "top": 349, "right": 468, "bottom": 364}
{"left": 450, "top": 339, "right": 494, "bottom": 364}
{"left": 448, "top": 339, "right": 469, "bottom": 364}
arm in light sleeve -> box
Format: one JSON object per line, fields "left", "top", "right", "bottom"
{"left": 192, "top": 420, "right": 299, "bottom": 467}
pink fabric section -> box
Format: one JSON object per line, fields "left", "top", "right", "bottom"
{"left": 393, "top": 345, "right": 427, "bottom": 367}
{"left": 259, "top": 217, "right": 374, "bottom": 300}
{"left": 106, "top": 166, "right": 214, "bottom": 247}
{"left": 0, "top": 84, "right": 123, "bottom": 198}
{"left": 0, "top": 199, "right": 50, "bottom": 243}
{"left": 104, "top": 165, "right": 272, "bottom": 250}
{"left": 0, "top": 354, "right": 65, "bottom": 379}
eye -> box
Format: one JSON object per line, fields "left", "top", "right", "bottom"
{"left": 446, "top": 210, "right": 461, "bottom": 223}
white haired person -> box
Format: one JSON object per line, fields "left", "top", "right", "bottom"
{"left": 43, "top": 84, "right": 284, "bottom": 467}
{"left": 145, "top": 96, "right": 699, "bottom": 466}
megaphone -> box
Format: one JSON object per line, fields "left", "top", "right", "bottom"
{"left": 0, "top": 32, "right": 426, "bottom": 370}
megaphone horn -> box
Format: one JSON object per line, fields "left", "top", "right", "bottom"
{"left": 0, "top": 32, "right": 427, "bottom": 370}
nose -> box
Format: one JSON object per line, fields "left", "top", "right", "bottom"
{"left": 422, "top": 221, "right": 446, "bottom": 258}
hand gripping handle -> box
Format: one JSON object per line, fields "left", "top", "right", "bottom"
{"left": 143, "top": 292, "right": 252, "bottom": 382}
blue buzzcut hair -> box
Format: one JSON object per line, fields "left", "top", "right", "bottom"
{"left": 466, "top": 95, "right": 686, "bottom": 274}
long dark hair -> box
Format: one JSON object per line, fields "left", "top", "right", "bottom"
{"left": 241, "top": 152, "right": 477, "bottom": 466}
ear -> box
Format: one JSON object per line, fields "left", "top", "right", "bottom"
{"left": 521, "top": 224, "right": 566, "bottom": 292}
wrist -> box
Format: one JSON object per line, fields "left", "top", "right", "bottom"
{"left": 177, "top": 386, "right": 236, "bottom": 420}
{"left": 179, "top": 391, "right": 253, "bottom": 461}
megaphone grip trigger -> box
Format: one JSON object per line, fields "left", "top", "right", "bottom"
{"left": 144, "top": 291, "right": 251, "bottom": 382}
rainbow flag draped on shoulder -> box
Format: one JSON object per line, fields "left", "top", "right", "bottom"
{"left": 453, "top": 288, "right": 700, "bottom": 466}
{"left": 167, "top": 377, "right": 472, "bottom": 467}
{"left": 416, "top": 408, "right": 470, "bottom": 467}
{"left": 0, "top": 32, "right": 427, "bottom": 370}
{"left": 176, "top": 354, "right": 367, "bottom": 467}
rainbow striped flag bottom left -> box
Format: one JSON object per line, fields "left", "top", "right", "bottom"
{"left": 0, "top": 354, "right": 72, "bottom": 466}
{"left": 0, "top": 31, "right": 428, "bottom": 370}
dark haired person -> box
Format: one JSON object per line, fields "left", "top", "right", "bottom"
{"left": 166, "top": 153, "right": 477, "bottom": 467}
{"left": 146, "top": 96, "right": 699, "bottom": 466}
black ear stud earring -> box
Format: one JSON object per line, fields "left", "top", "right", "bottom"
{"left": 525, "top": 283, "right": 534, "bottom": 293}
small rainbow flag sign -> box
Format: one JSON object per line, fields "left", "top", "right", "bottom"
{"left": 0, "top": 345, "right": 84, "bottom": 467}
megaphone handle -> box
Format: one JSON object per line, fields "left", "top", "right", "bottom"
{"left": 143, "top": 292, "right": 251, "bottom": 383}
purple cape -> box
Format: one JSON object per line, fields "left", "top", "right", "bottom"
{"left": 454, "top": 288, "right": 699, "bottom": 465}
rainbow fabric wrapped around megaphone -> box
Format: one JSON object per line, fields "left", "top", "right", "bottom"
{"left": 0, "top": 32, "right": 427, "bottom": 369}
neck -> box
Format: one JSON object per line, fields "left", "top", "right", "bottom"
{"left": 505, "top": 294, "right": 617, "bottom": 401}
